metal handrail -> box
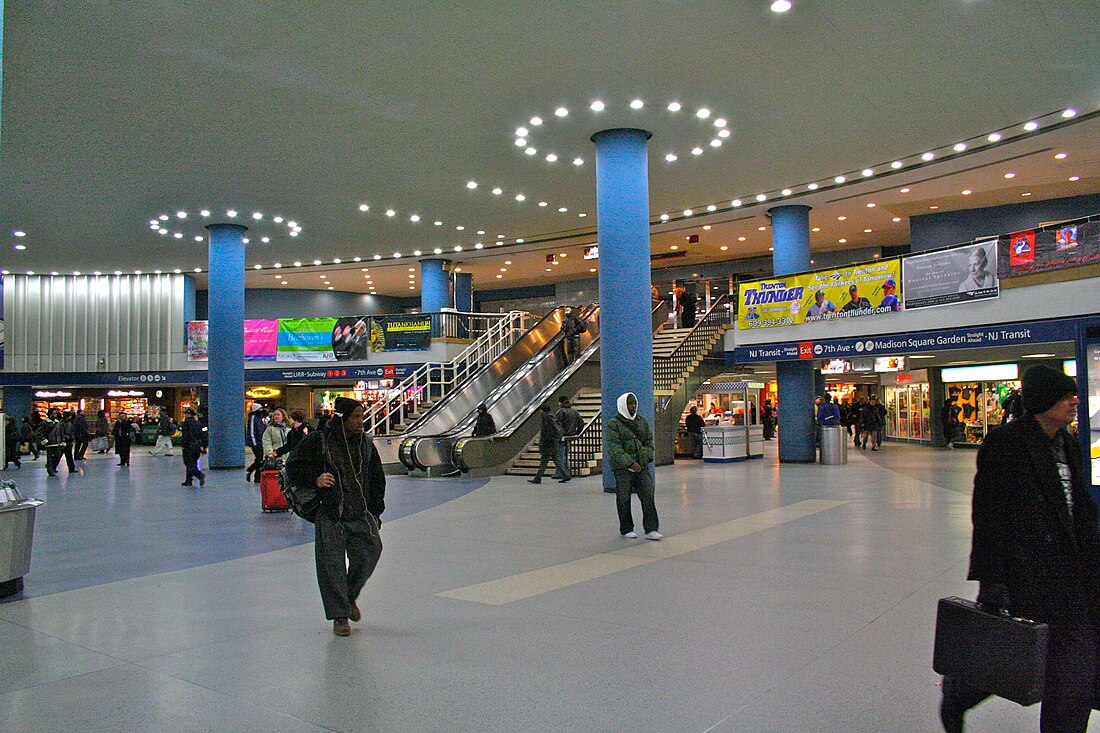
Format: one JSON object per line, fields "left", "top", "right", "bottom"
{"left": 664, "top": 293, "right": 731, "bottom": 361}
{"left": 362, "top": 310, "right": 532, "bottom": 435}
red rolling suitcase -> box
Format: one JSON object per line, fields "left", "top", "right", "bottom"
{"left": 260, "top": 469, "right": 290, "bottom": 512}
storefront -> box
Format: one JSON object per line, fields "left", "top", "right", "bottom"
{"left": 882, "top": 370, "right": 931, "bottom": 443}
{"left": 681, "top": 378, "right": 764, "bottom": 461}
{"left": 940, "top": 363, "right": 1021, "bottom": 447}
{"left": 31, "top": 387, "right": 176, "bottom": 421}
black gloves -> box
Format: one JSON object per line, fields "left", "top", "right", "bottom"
{"left": 977, "top": 581, "right": 1011, "bottom": 611}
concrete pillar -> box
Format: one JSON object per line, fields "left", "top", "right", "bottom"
{"left": 205, "top": 223, "right": 247, "bottom": 468}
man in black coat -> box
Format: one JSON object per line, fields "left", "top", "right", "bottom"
{"left": 528, "top": 404, "right": 565, "bottom": 484}
{"left": 285, "top": 397, "right": 385, "bottom": 637}
{"left": 179, "top": 408, "right": 208, "bottom": 487}
{"left": 560, "top": 307, "right": 587, "bottom": 363}
{"left": 941, "top": 364, "right": 1100, "bottom": 733}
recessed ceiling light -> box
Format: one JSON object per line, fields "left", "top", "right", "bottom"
{"left": 697, "top": 108, "right": 711, "bottom": 119}
{"left": 294, "top": 261, "right": 302, "bottom": 267}
{"left": 838, "top": 239, "right": 846, "bottom": 244}
{"left": 530, "top": 116, "right": 543, "bottom": 126}
{"left": 475, "top": 243, "right": 484, "bottom": 249}
{"left": 660, "top": 214, "right": 670, "bottom": 221}
{"left": 578, "top": 213, "right": 587, "bottom": 217}
{"left": 333, "top": 258, "right": 341, "bottom": 264}
{"left": 573, "top": 158, "right": 584, "bottom": 166}
{"left": 516, "top": 127, "right": 528, "bottom": 137}
{"left": 866, "top": 202, "right": 876, "bottom": 208}
{"left": 864, "top": 228, "right": 873, "bottom": 233}
{"left": 683, "top": 209, "right": 693, "bottom": 216}
{"left": 434, "top": 248, "right": 443, "bottom": 254}
{"left": 890, "top": 161, "right": 903, "bottom": 169}
{"left": 555, "top": 107, "right": 568, "bottom": 117}
{"left": 496, "top": 274, "right": 503, "bottom": 278}
{"left": 707, "top": 205, "right": 717, "bottom": 212}
{"left": 892, "top": 217, "right": 901, "bottom": 222}
{"left": 929, "top": 205, "right": 940, "bottom": 209}
{"left": 807, "top": 183, "right": 818, "bottom": 190}
{"left": 174, "top": 232, "right": 183, "bottom": 239}
{"left": 226, "top": 210, "right": 237, "bottom": 217}
{"left": 837, "top": 216, "right": 846, "bottom": 221}
{"left": 953, "top": 143, "right": 967, "bottom": 152}
{"left": 757, "top": 226, "right": 766, "bottom": 231}
{"left": 176, "top": 211, "right": 187, "bottom": 219}
{"left": 1069, "top": 176, "right": 1081, "bottom": 182}
{"left": 717, "top": 128, "right": 731, "bottom": 138}
{"left": 811, "top": 227, "right": 820, "bottom": 232}
{"left": 781, "top": 189, "right": 792, "bottom": 196}
{"left": 1022, "top": 192, "right": 1032, "bottom": 197}
{"left": 466, "top": 181, "right": 477, "bottom": 190}
{"left": 756, "top": 194, "right": 766, "bottom": 202}
{"left": 359, "top": 204, "right": 369, "bottom": 212}
{"left": 200, "top": 210, "right": 210, "bottom": 217}
{"left": 590, "top": 100, "right": 605, "bottom": 111}
{"left": 834, "top": 176, "right": 845, "bottom": 183}
{"left": 862, "top": 168, "right": 874, "bottom": 177}
{"left": 731, "top": 199, "right": 742, "bottom": 207}
{"left": 1003, "top": 172, "right": 1016, "bottom": 179}
{"left": 720, "top": 245, "right": 728, "bottom": 251}
{"left": 456, "top": 225, "right": 465, "bottom": 231}
{"left": 921, "top": 152, "right": 934, "bottom": 161}
{"left": 703, "top": 225, "right": 712, "bottom": 230}
{"left": 671, "top": 245, "right": 678, "bottom": 250}
{"left": 1021, "top": 353, "right": 1057, "bottom": 358}
{"left": 261, "top": 236, "right": 270, "bottom": 243}
{"left": 252, "top": 212, "right": 263, "bottom": 220}
{"left": 393, "top": 252, "right": 402, "bottom": 258}
{"left": 630, "top": 99, "right": 644, "bottom": 109}
{"left": 514, "top": 139, "right": 525, "bottom": 147}
{"left": 961, "top": 189, "right": 972, "bottom": 195}
{"left": 668, "top": 102, "right": 681, "bottom": 112}
{"left": 1023, "top": 121, "right": 1039, "bottom": 131}
{"left": 987, "top": 132, "right": 1002, "bottom": 142}
{"left": 193, "top": 268, "right": 200, "bottom": 273}
{"left": 710, "top": 139, "right": 722, "bottom": 147}
{"left": 738, "top": 236, "right": 746, "bottom": 241}
{"left": 1061, "top": 109, "right": 1077, "bottom": 118}
{"left": 771, "top": 0, "right": 792, "bottom": 11}
{"left": 525, "top": 147, "right": 536, "bottom": 155}
{"left": 515, "top": 194, "right": 525, "bottom": 202}
{"left": 665, "top": 153, "right": 678, "bottom": 162}
{"left": 908, "top": 354, "right": 937, "bottom": 359}
{"left": 1055, "top": 152, "right": 1067, "bottom": 160}
{"left": 194, "top": 235, "right": 203, "bottom": 242}
{"left": 385, "top": 209, "right": 395, "bottom": 217}
{"left": 13, "top": 244, "right": 26, "bottom": 250}
{"left": 158, "top": 228, "right": 168, "bottom": 235}
{"left": 691, "top": 147, "right": 703, "bottom": 156}
{"left": 545, "top": 154, "right": 558, "bottom": 163}
{"left": 900, "top": 188, "right": 911, "bottom": 193}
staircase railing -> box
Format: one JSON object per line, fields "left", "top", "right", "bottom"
{"left": 363, "top": 310, "right": 533, "bottom": 435}
{"left": 566, "top": 410, "right": 603, "bottom": 467}
{"left": 654, "top": 294, "right": 732, "bottom": 393}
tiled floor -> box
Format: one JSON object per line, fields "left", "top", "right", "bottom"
{"left": 2, "top": 441, "right": 1092, "bottom": 731}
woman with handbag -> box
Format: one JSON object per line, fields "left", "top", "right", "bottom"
{"left": 261, "top": 408, "right": 290, "bottom": 467}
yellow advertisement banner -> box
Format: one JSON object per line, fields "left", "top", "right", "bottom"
{"left": 737, "top": 258, "right": 903, "bottom": 330}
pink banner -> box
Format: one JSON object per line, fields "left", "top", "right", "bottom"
{"left": 244, "top": 319, "right": 279, "bottom": 361}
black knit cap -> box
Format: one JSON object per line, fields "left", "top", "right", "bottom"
{"left": 333, "top": 396, "right": 362, "bottom": 417}
{"left": 1021, "top": 364, "right": 1077, "bottom": 415}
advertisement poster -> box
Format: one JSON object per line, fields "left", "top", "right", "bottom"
{"left": 902, "top": 240, "right": 1000, "bottom": 310}
{"left": 187, "top": 321, "right": 209, "bottom": 361}
{"left": 244, "top": 320, "right": 279, "bottom": 361}
{"left": 370, "top": 315, "right": 432, "bottom": 352}
{"left": 1000, "top": 219, "right": 1100, "bottom": 277}
{"left": 277, "top": 318, "right": 338, "bottom": 362}
{"left": 332, "top": 317, "right": 371, "bottom": 361}
{"left": 736, "top": 258, "right": 902, "bottom": 330}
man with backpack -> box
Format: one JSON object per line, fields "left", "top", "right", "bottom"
{"left": 553, "top": 395, "right": 583, "bottom": 482}
{"left": 561, "top": 307, "right": 587, "bottom": 363}
{"left": 528, "top": 403, "right": 565, "bottom": 484}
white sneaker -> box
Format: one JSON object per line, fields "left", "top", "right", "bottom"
{"left": 645, "top": 531, "right": 664, "bottom": 541}
{"left": 622, "top": 531, "right": 638, "bottom": 539}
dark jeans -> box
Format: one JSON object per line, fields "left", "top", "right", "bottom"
{"left": 614, "top": 467, "right": 658, "bottom": 535}
{"left": 62, "top": 442, "right": 76, "bottom": 471}
{"left": 943, "top": 621, "right": 1100, "bottom": 733}
{"left": 534, "top": 447, "right": 566, "bottom": 481}
{"left": 247, "top": 445, "right": 264, "bottom": 482}
{"left": 74, "top": 438, "right": 89, "bottom": 460}
{"left": 552, "top": 442, "right": 572, "bottom": 480}
{"left": 182, "top": 448, "right": 205, "bottom": 484}
{"left": 116, "top": 442, "right": 131, "bottom": 465}
{"left": 46, "top": 446, "right": 63, "bottom": 474}
{"left": 763, "top": 422, "right": 774, "bottom": 440}
{"left": 689, "top": 431, "right": 703, "bottom": 459}
{"left": 315, "top": 513, "right": 383, "bottom": 620}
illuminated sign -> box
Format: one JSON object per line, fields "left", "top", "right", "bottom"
{"left": 246, "top": 386, "right": 282, "bottom": 399}
{"left": 820, "top": 359, "right": 851, "bottom": 374}
{"left": 35, "top": 390, "right": 72, "bottom": 398}
{"left": 107, "top": 390, "right": 146, "bottom": 397}
{"left": 941, "top": 363, "right": 1019, "bottom": 382}
{"left": 583, "top": 245, "right": 599, "bottom": 260}
{"left": 874, "top": 357, "right": 906, "bottom": 373}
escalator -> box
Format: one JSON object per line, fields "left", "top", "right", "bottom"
{"left": 396, "top": 304, "right": 600, "bottom": 474}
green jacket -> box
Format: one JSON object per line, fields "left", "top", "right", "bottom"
{"left": 606, "top": 413, "right": 654, "bottom": 471}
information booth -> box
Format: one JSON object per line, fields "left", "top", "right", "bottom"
{"left": 688, "top": 378, "right": 764, "bottom": 462}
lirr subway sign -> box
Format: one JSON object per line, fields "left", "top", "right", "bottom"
{"left": 730, "top": 318, "right": 1082, "bottom": 364}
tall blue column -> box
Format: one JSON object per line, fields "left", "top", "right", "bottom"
{"left": 2, "top": 386, "right": 32, "bottom": 421}
{"left": 593, "top": 128, "right": 653, "bottom": 490}
{"left": 420, "top": 259, "right": 449, "bottom": 314}
{"left": 206, "top": 223, "right": 247, "bottom": 469}
{"left": 770, "top": 205, "right": 816, "bottom": 463}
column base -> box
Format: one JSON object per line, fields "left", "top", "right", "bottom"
{"left": 0, "top": 576, "right": 24, "bottom": 598}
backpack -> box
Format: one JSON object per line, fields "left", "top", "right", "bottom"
{"left": 575, "top": 317, "right": 587, "bottom": 334}
{"left": 279, "top": 432, "right": 325, "bottom": 523}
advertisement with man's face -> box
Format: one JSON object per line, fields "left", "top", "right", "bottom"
{"left": 902, "top": 240, "right": 999, "bottom": 310}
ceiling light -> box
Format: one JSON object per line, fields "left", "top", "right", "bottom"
{"left": 333, "top": 258, "right": 342, "bottom": 264}
{"left": 434, "top": 248, "right": 443, "bottom": 254}
{"left": 545, "top": 154, "right": 558, "bottom": 162}
{"left": 516, "top": 238, "right": 525, "bottom": 242}
{"left": 665, "top": 153, "right": 678, "bottom": 162}
{"left": 834, "top": 176, "right": 845, "bottom": 183}
{"left": 713, "top": 118, "right": 727, "bottom": 128}
{"left": 294, "top": 261, "right": 302, "bottom": 267}
{"left": 590, "top": 100, "right": 605, "bottom": 111}
{"left": 515, "top": 194, "right": 526, "bottom": 201}
{"left": 514, "top": 139, "right": 526, "bottom": 147}
{"left": 393, "top": 252, "right": 402, "bottom": 258}
{"left": 158, "top": 228, "right": 168, "bottom": 235}
{"left": 475, "top": 243, "right": 484, "bottom": 249}
{"left": 1022, "top": 192, "right": 1032, "bottom": 197}
{"left": 525, "top": 147, "right": 537, "bottom": 155}
{"left": 1004, "top": 172, "right": 1016, "bottom": 179}
{"left": 1055, "top": 152, "right": 1067, "bottom": 160}
{"left": 289, "top": 231, "right": 299, "bottom": 237}
{"left": 862, "top": 168, "right": 874, "bottom": 177}
{"left": 738, "top": 236, "right": 746, "bottom": 241}
{"left": 159, "top": 214, "right": 169, "bottom": 220}
{"left": 707, "top": 205, "right": 717, "bottom": 211}
{"left": 811, "top": 227, "right": 820, "bottom": 232}
{"left": 261, "top": 236, "right": 270, "bottom": 243}
{"left": 630, "top": 99, "right": 644, "bottom": 109}
{"left": 573, "top": 158, "right": 584, "bottom": 166}
{"left": 692, "top": 147, "right": 703, "bottom": 155}
{"left": 200, "top": 210, "right": 210, "bottom": 217}
{"left": 578, "top": 213, "right": 588, "bottom": 217}
{"left": 466, "top": 181, "right": 478, "bottom": 190}
{"left": 807, "top": 183, "right": 818, "bottom": 190}
{"left": 720, "top": 246, "right": 728, "bottom": 251}
{"left": 697, "top": 108, "right": 711, "bottom": 119}
{"left": 1023, "top": 121, "right": 1039, "bottom": 131}
{"left": 555, "top": 107, "right": 568, "bottom": 117}
{"left": 961, "top": 189, "right": 972, "bottom": 195}
{"left": 496, "top": 274, "right": 503, "bottom": 279}
{"left": 500, "top": 267, "right": 507, "bottom": 272}
{"left": 193, "top": 268, "right": 200, "bottom": 273}
{"left": 683, "top": 209, "right": 693, "bottom": 216}
{"left": 890, "top": 161, "right": 903, "bottom": 169}
{"left": 176, "top": 211, "right": 187, "bottom": 218}
{"left": 359, "top": 204, "right": 369, "bottom": 212}
{"left": 194, "top": 236, "right": 203, "bottom": 242}
{"left": 755, "top": 194, "right": 766, "bottom": 202}
{"left": 900, "top": 187, "right": 911, "bottom": 193}
{"left": 781, "top": 189, "right": 792, "bottom": 196}
{"left": 385, "top": 209, "right": 395, "bottom": 217}
{"left": 710, "top": 139, "right": 722, "bottom": 147}
{"left": 838, "top": 239, "right": 847, "bottom": 244}
{"left": 731, "top": 199, "right": 742, "bottom": 207}
{"left": 1069, "top": 176, "right": 1081, "bottom": 181}
{"left": 1021, "top": 353, "right": 1057, "bottom": 358}
{"left": 660, "top": 214, "right": 670, "bottom": 221}
{"left": 908, "top": 354, "right": 937, "bottom": 359}
{"left": 717, "top": 128, "right": 731, "bottom": 138}
{"left": 174, "top": 232, "right": 183, "bottom": 239}
{"left": 866, "top": 202, "right": 876, "bottom": 208}
{"left": 252, "top": 212, "right": 263, "bottom": 220}
{"left": 516, "top": 127, "right": 528, "bottom": 137}
{"left": 767, "top": 247, "right": 773, "bottom": 252}
{"left": 757, "top": 226, "right": 766, "bottom": 231}
{"left": 921, "top": 152, "right": 934, "bottom": 161}
{"left": 13, "top": 244, "right": 26, "bottom": 250}
{"left": 671, "top": 245, "right": 679, "bottom": 250}
{"left": 892, "top": 217, "right": 901, "bottom": 222}
{"left": 953, "top": 143, "right": 967, "bottom": 152}
{"left": 667, "top": 101, "right": 682, "bottom": 112}
{"left": 864, "top": 228, "right": 873, "bottom": 233}
{"left": 837, "top": 216, "right": 847, "bottom": 221}
{"left": 1061, "top": 108, "right": 1077, "bottom": 118}
{"left": 929, "top": 205, "right": 940, "bottom": 209}
{"left": 530, "top": 116, "right": 542, "bottom": 126}
{"left": 134, "top": 270, "right": 142, "bottom": 275}
{"left": 703, "top": 225, "right": 712, "bottom": 230}
{"left": 771, "top": 0, "right": 792, "bottom": 11}
{"left": 226, "top": 210, "right": 237, "bottom": 217}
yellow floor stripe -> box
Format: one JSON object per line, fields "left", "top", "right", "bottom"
{"left": 437, "top": 499, "right": 849, "bottom": 606}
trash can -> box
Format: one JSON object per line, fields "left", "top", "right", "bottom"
{"left": 819, "top": 425, "right": 848, "bottom": 465}
{"left": 0, "top": 483, "right": 44, "bottom": 598}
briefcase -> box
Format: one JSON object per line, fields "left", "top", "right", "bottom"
{"left": 933, "top": 596, "right": 1049, "bottom": 706}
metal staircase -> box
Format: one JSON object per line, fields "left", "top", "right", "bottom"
{"left": 505, "top": 388, "right": 602, "bottom": 477}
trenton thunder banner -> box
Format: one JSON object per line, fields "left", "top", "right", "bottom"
{"left": 737, "top": 258, "right": 903, "bottom": 330}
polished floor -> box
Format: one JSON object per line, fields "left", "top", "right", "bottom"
{"left": 1, "top": 441, "right": 1093, "bottom": 731}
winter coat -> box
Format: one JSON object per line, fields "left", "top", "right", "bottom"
{"left": 284, "top": 428, "right": 386, "bottom": 523}
{"left": 556, "top": 406, "right": 583, "bottom": 437}
{"left": 261, "top": 423, "right": 289, "bottom": 456}
{"left": 538, "top": 411, "right": 562, "bottom": 456}
{"left": 606, "top": 394, "right": 654, "bottom": 471}
{"left": 472, "top": 411, "right": 496, "bottom": 437}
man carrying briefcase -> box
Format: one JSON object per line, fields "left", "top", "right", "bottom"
{"left": 941, "top": 365, "right": 1100, "bottom": 733}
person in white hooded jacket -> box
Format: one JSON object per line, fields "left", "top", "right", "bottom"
{"left": 605, "top": 392, "right": 662, "bottom": 540}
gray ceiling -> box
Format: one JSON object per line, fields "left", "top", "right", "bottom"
{"left": 2, "top": 1, "right": 1099, "bottom": 284}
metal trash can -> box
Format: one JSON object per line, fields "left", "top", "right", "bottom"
{"left": 819, "top": 425, "right": 849, "bottom": 465}
{"left": 0, "top": 483, "right": 44, "bottom": 598}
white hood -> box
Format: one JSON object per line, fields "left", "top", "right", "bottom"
{"left": 617, "top": 392, "right": 637, "bottom": 420}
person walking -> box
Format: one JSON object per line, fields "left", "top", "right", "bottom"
{"left": 149, "top": 411, "right": 176, "bottom": 457}
{"left": 685, "top": 406, "right": 705, "bottom": 459}
{"left": 20, "top": 417, "right": 39, "bottom": 460}
{"left": 471, "top": 404, "right": 496, "bottom": 437}
{"left": 761, "top": 400, "right": 776, "bottom": 441}
{"left": 60, "top": 412, "right": 77, "bottom": 472}
{"left": 72, "top": 409, "right": 90, "bottom": 460}
{"left": 528, "top": 404, "right": 565, "bottom": 484}
{"left": 560, "top": 307, "right": 587, "bottom": 363}
{"left": 554, "top": 395, "right": 583, "bottom": 481}
{"left": 112, "top": 414, "right": 134, "bottom": 466}
{"left": 245, "top": 404, "right": 266, "bottom": 483}
{"left": 284, "top": 397, "right": 385, "bottom": 638}
{"left": 859, "top": 395, "right": 885, "bottom": 450}
{"left": 940, "top": 364, "right": 1100, "bottom": 733}
{"left": 39, "top": 409, "right": 65, "bottom": 477}
{"left": 940, "top": 398, "right": 959, "bottom": 448}
{"left": 607, "top": 392, "right": 661, "bottom": 540}
{"left": 179, "top": 408, "right": 207, "bottom": 487}
{"left": 4, "top": 417, "right": 22, "bottom": 469}
{"left": 261, "top": 408, "right": 290, "bottom": 464}
{"left": 680, "top": 288, "right": 698, "bottom": 329}
{"left": 93, "top": 409, "right": 110, "bottom": 453}
{"left": 271, "top": 410, "right": 310, "bottom": 460}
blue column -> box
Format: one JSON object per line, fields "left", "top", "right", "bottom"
{"left": 2, "top": 386, "right": 32, "bottom": 422}
{"left": 420, "top": 259, "right": 450, "bottom": 314}
{"left": 593, "top": 128, "right": 654, "bottom": 490}
{"left": 770, "top": 205, "right": 816, "bottom": 463}
{"left": 206, "top": 223, "right": 247, "bottom": 469}
{"left": 183, "top": 274, "right": 197, "bottom": 324}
